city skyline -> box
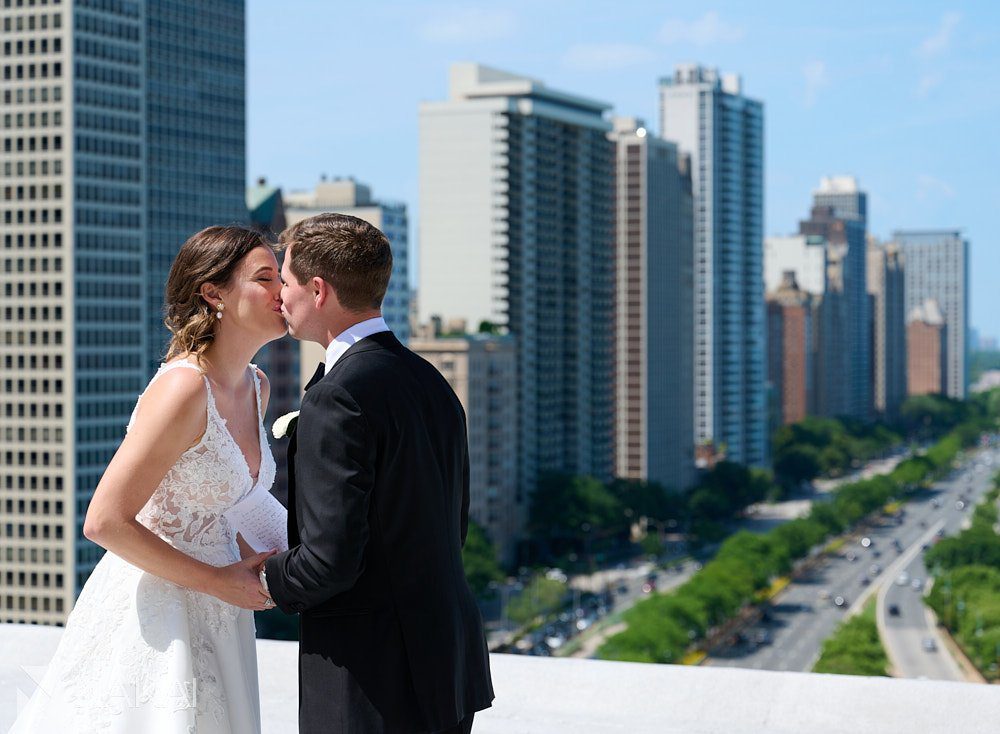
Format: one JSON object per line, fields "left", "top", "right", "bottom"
{"left": 246, "top": 1, "right": 998, "bottom": 338}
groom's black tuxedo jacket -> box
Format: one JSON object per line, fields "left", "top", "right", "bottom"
{"left": 265, "top": 331, "right": 494, "bottom": 733}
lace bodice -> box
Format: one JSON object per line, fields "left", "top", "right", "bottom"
{"left": 129, "top": 360, "right": 276, "bottom": 565}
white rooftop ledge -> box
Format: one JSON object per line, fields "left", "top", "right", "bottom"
{"left": 2, "top": 623, "right": 998, "bottom": 733}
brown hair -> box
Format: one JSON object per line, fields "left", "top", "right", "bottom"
{"left": 277, "top": 213, "right": 392, "bottom": 311}
{"left": 163, "top": 225, "right": 272, "bottom": 361}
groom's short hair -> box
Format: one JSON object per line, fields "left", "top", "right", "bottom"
{"left": 279, "top": 213, "right": 393, "bottom": 312}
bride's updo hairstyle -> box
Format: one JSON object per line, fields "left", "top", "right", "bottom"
{"left": 163, "top": 225, "right": 271, "bottom": 362}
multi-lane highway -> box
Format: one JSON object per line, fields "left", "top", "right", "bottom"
{"left": 706, "top": 446, "right": 997, "bottom": 678}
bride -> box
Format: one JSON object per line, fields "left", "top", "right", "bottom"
{"left": 12, "top": 225, "right": 289, "bottom": 733}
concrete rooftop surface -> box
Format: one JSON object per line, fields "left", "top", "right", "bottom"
{"left": 2, "top": 623, "right": 999, "bottom": 733}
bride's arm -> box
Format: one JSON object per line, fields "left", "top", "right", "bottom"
{"left": 84, "top": 368, "right": 273, "bottom": 610}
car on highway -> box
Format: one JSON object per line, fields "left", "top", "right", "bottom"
{"left": 818, "top": 589, "right": 831, "bottom": 601}
{"left": 895, "top": 572, "right": 910, "bottom": 586}
{"left": 888, "top": 604, "right": 901, "bottom": 617}
{"left": 956, "top": 500, "right": 966, "bottom": 511}
{"left": 860, "top": 537, "right": 872, "bottom": 548}
{"left": 911, "top": 578, "right": 924, "bottom": 591}
{"left": 922, "top": 637, "right": 937, "bottom": 652}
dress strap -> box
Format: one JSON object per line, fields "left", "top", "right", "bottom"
{"left": 248, "top": 363, "right": 263, "bottom": 422}
{"left": 156, "top": 359, "right": 206, "bottom": 378}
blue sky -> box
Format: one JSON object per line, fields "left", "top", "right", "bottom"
{"left": 247, "top": 1, "right": 1000, "bottom": 339}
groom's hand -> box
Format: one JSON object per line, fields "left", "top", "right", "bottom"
{"left": 211, "top": 550, "right": 276, "bottom": 610}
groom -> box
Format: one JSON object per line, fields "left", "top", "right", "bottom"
{"left": 261, "top": 213, "right": 494, "bottom": 733}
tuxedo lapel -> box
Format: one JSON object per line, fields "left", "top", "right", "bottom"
{"left": 304, "top": 362, "right": 326, "bottom": 392}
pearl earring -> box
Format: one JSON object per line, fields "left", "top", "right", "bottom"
{"left": 216, "top": 303, "right": 224, "bottom": 320}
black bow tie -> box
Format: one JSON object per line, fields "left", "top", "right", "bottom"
{"left": 304, "top": 362, "right": 326, "bottom": 392}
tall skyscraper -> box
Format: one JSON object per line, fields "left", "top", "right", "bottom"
{"left": 813, "top": 175, "right": 867, "bottom": 222}
{"left": 867, "top": 238, "right": 907, "bottom": 421}
{"left": 894, "top": 230, "right": 969, "bottom": 399}
{"left": 145, "top": 1, "right": 247, "bottom": 374}
{"left": 1, "top": 0, "right": 246, "bottom": 625}
{"left": 419, "top": 63, "right": 616, "bottom": 496}
{"left": 799, "top": 176, "right": 870, "bottom": 421}
{"left": 609, "top": 117, "right": 694, "bottom": 490}
{"left": 659, "top": 64, "right": 766, "bottom": 466}
{"left": 283, "top": 177, "right": 411, "bottom": 390}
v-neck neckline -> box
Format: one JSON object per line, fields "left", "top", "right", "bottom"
{"left": 202, "top": 364, "right": 264, "bottom": 485}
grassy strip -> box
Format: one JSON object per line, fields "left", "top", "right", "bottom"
{"left": 924, "top": 478, "right": 1000, "bottom": 681}
{"left": 812, "top": 598, "right": 889, "bottom": 676}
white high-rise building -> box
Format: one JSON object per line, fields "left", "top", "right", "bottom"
{"left": 894, "top": 230, "right": 969, "bottom": 398}
{"left": 610, "top": 117, "right": 695, "bottom": 490}
{"left": 419, "top": 63, "right": 616, "bottom": 496}
{"left": 284, "top": 177, "right": 411, "bottom": 388}
{"left": 1, "top": 0, "right": 246, "bottom": 625}
{"left": 659, "top": 64, "right": 766, "bottom": 466}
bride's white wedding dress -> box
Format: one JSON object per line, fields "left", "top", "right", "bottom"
{"left": 11, "top": 360, "right": 278, "bottom": 733}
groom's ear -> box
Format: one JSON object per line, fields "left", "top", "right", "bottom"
{"left": 312, "top": 276, "right": 331, "bottom": 308}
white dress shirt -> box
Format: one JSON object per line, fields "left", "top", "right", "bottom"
{"left": 324, "top": 316, "right": 390, "bottom": 374}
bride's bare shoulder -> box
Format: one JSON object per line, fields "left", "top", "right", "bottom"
{"left": 134, "top": 363, "right": 208, "bottom": 433}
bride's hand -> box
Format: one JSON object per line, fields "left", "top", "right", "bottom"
{"left": 210, "top": 550, "right": 276, "bottom": 610}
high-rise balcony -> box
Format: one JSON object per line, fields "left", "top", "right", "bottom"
{"left": 1, "top": 623, "right": 995, "bottom": 733}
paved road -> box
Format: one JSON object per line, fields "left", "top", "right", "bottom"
{"left": 878, "top": 454, "right": 997, "bottom": 680}
{"left": 705, "top": 448, "right": 997, "bottom": 676}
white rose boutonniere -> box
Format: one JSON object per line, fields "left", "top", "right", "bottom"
{"left": 272, "top": 410, "right": 300, "bottom": 440}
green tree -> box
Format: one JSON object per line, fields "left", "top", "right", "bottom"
{"left": 773, "top": 444, "right": 822, "bottom": 487}
{"left": 608, "top": 478, "right": 683, "bottom": 523}
{"left": 462, "top": 520, "right": 505, "bottom": 596}
{"left": 528, "top": 474, "right": 627, "bottom": 554}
